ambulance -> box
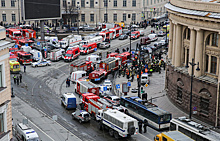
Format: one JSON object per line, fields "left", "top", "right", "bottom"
{"left": 9, "top": 60, "right": 20, "bottom": 73}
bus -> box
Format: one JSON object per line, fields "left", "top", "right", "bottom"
{"left": 162, "top": 25, "right": 170, "bottom": 33}
{"left": 120, "top": 96, "right": 172, "bottom": 130}
{"left": 170, "top": 116, "right": 220, "bottom": 141}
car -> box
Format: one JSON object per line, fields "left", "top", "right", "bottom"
{"left": 31, "top": 60, "right": 51, "bottom": 67}
{"left": 84, "top": 27, "right": 96, "bottom": 31}
{"left": 103, "top": 79, "right": 112, "bottom": 89}
{"left": 119, "top": 34, "right": 128, "bottom": 40}
{"left": 69, "top": 27, "right": 78, "bottom": 31}
{"left": 72, "top": 109, "right": 91, "bottom": 123}
{"left": 154, "top": 42, "right": 162, "bottom": 48}
{"left": 79, "top": 25, "right": 90, "bottom": 30}
{"left": 104, "top": 95, "right": 120, "bottom": 106}
{"left": 99, "top": 42, "right": 110, "bottom": 49}
{"left": 158, "top": 31, "right": 166, "bottom": 37}
{"left": 123, "top": 30, "right": 131, "bottom": 36}
{"left": 131, "top": 24, "right": 139, "bottom": 28}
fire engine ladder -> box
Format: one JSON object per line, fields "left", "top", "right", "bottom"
{"left": 98, "top": 98, "right": 112, "bottom": 108}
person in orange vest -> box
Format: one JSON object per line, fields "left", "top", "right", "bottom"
{"left": 137, "top": 74, "right": 140, "bottom": 81}
{"left": 141, "top": 71, "right": 143, "bottom": 74}
{"left": 145, "top": 68, "right": 148, "bottom": 73}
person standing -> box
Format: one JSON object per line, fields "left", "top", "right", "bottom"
{"left": 19, "top": 74, "right": 22, "bottom": 83}
{"left": 13, "top": 75, "right": 16, "bottom": 84}
{"left": 138, "top": 121, "right": 142, "bottom": 134}
{"left": 24, "top": 64, "right": 26, "bottom": 73}
{"left": 16, "top": 76, "right": 19, "bottom": 85}
{"left": 143, "top": 120, "right": 148, "bottom": 133}
{"left": 66, "top": 78, "right": 68, "bottom": 87}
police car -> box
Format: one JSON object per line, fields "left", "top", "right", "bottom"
{"left": 31, "top": 60, "right": 51, "bottom": 67}
{"left": 103, "top": 79, "right": 112, "bottom": 89}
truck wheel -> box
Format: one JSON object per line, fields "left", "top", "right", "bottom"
{"left": 79, "top": 120, "right": 82, "bottom": 123}
{"left": 109, "top": 129, "right": 114, "bottom": 136}
{"left": 114, "top": 131, "right": 119, "bottom": 139}
{"left": 128, "top": 126, "right": 135, "bottom": 135}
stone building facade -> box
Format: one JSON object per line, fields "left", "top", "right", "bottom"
{"left": 0, "top": 26, "right": 13, "bottom": 140}
{"left": 165, "top": 0, "right": 220, "bottom": 126}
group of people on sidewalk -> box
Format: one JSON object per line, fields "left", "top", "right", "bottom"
{"left": 13, "top": 74, "right": 22, "bottom": 85}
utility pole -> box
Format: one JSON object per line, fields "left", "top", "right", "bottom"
{"left": 18, "top": 0, "right": 20, "bottom": 24}
{"left": 77, "top": 6, "right": 80, "bottom": 35}
{"left": 138, "top": 43, "right": 142, "bottom": 98}
{"left": 129, "top": 24, "right": 131, "bottom": 59}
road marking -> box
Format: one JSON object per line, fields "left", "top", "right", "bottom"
{"left": 12, "top": 107, "right": 55, "bottom": 141}
{"left": 139, "top": 133, "right": 152, "bottom": 141}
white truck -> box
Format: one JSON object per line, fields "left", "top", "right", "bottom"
{"left": 80, "top": 36, "right": 102, "bottom": 47}
{"left": 59, "top": 34, "right": 82, "bottom": 48}
{"left": 97, "top": 109, "right": 138, "bottom": 139}
{"left": 86, "top": 54, "right": 101, "bottom": 64}
{"left": 20, "top": 46, "right": 32, "bottom": 53}
{"left": 15, "top": 123, "right": 40, "bottom": 141}
{"left": 70, "top": 70, "right": 87, "bottom": 83}
{"left": 49, "top": 48, "right": 65, "bottom": 61}
{"left": 30, "top": 49, "right": 43, "bottom": 61}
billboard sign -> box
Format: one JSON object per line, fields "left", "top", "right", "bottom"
{"left": 23, "top": 0, "right": 61, "bottom": 21}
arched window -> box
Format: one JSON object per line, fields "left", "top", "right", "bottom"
{"left": 177, "top": 78, "right": 184, "bottom": 102}
{"left": 211, "top": 33, "right": 218, "bottom": 47}
{"left": 187, "top": 28, "right": 190, "bottom": 40}
{"left": 199, "top": 88, "right": 211, "bottom": 116}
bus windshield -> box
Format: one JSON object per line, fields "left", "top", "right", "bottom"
{"left": 22, "top": 55, "right": 31, "bottom": 60}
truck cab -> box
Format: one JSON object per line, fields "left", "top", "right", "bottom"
{"left": 80, "top": 43, "right": 97, "bottom": 55}
{"left": 72, "top": 109, "right": 91, "bottom": 123}
{"left": 61, "top": 92, "right": 77, "bottom": 109}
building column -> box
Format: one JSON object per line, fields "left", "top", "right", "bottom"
{"left": 175, "top": 24, "right": 182, "bottom": 67}
{"left": 168, "top": 22, "right": 174, "bottom": 59}
{"left": 188, "top": 28, "right": 196, "bottom": 75}
{"left": 184, "top": 48, "right": 188, "bottom": 65}
{"left": 172, "top": 24, "right": 176, "bottom": 65}
{"left": 217, "top": 57, "right": 219, "bottom": 76}
{"left": 194, "top": 29, "right": 204, "bottom": 77}
{"left": 208, "top": 55, "right": 211, "bottom": 73}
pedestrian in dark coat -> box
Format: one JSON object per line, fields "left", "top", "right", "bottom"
{"left": 16, "top": 76, "right": 19, "bottom": 85}
{"left": 19, "top": 74, "right": 22, "bottom": 83}
{"left": 66, "top": 78, "right": 69, "bottom": 87}
{"left": 24, "top": 64, "right": 26, "bottom": 73}
{"left": 138, "top": 121, "right": 142, "bottom": 134}
{"left": 143, "top": 120, "right": 148, "bottom": 133}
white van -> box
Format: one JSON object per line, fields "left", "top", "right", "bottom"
{"left": 148, "top": 33, "right": 158, "bottom": 42}
{"left": 86, "top": 54, "right": 101, "bottom": 64}
{"left": 30, "top": 49, "right": 43, "bottom": 61}
{"left": 21, "top": 46, "right": 31, "bottom": 53}
{"left": 139, "top": 30, "right": 144, "bottom": 36}
{"left": 71, "top": 71, "right": 87, "bottom": 83}
{"left": 141, "top": 73, "right": 150, "bottom": 84}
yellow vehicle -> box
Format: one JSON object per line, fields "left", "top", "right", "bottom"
{"left": 154, "top": 131, "right": 194, "bottom": 141}
{"left": 9, "top": 60, "right": 20, "bottom": 73}
{"left": 162, "top": 25, "right": 170, "bottom": 33}
{"left": 115, "top": 22, "right": 125, "bottom": 28}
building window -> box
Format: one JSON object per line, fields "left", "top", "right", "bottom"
{"left": 123, "top": 0, "right": 127, "bottom": 7}
{"left": 187, "top": 28, "right": 190, "bottom": 40}
{"left": 206, "top": 35, "right": 210, "bottom": 45}
{"left": 104, "top": 14, "right": 108, "bottom": 22}
{"left": 157, "top": 0, "right": 159, "bottom": 3}
{"left": 2, "top": 14, "right": 6, "bottom": 22}
{"left": 81, "top": 14, "right": 85, "bottom": 22}
{"left": 211, "top": 33, "right": 218, "bottom": 47}
{"left": 147, "top": 0, "right": 149, "bottom": 5}
{"left": 211, "top": 56, "right": 217, "bottom": 74}
{"left": 113, "top": 14, "right": 117, "bottom": 21}
{"left": 63, "top": 0, "right": 67, "bottom": 7}
{"left": 132, "top": 13, "right": 136, "bottom": 21}
{"left": 90, "top": 14, "right": 94, "bottom": 22}
{"left": 151, "top": 0, "right": 152, "bottom": 5}
{"left": 72, "top": 0, "right": 76, "bottom": 6}
{"left": 104, "top": 0, "right": 108, "bottom": 7}
{"left": 177, "top": 86, "right": 182, "bottom": 102}
{"left": 200, "top": 97, "right": 209, "bottom": 115}
{"left": 123, "top": 13, "right": 126, "bottom": 21}
{"left": 11, "top": 0, "right": 15, "bottom": 7}
{"left": 154, "top": 0, "right": 156, "bottom": 4}
{"left": 90, "top": 0, "right": 94, "bottom": 8}
{"left": 12, "top": 14, "right": 16, "bottom": 22}
{"left": 0, "top": 113, "right": 4, "bottom": 133}
{"left": 81, "top": 0, "right": 85, "bottom": 7}
{"left": 205, "top": 55, "right": 209, "bottom": 72}
{"left": 1, "top": 0, "right": 5, "bottom": 7}
{"left": 132, "top": 0, "right": 136, "bottom": 7}
{"left": 113, "top": 0, "right": 117, "bottom": 7}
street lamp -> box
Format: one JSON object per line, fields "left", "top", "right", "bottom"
{"left": 185, "top": 58, "right": 200, "bottom": 119}
{"left": 129, "top": 24, "right": 132, "bottom": 59}
{"left": 137, "top": 43, "right": 143, "bottom": 98}
{"left": 76, "top": 5, "right": 80, "bottom": 35}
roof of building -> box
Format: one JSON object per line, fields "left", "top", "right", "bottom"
{"left": 0, "top": 40, "right": 15, "bottom": 51}
{"left": 165, "top": 3, "right": 220, "bottom": 19}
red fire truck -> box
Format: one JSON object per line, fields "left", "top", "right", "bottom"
{"left": 22, "top": 29, "right": 36, "bottom": 39}
{"left": 16, "top": 51, "right": 32, "bottom": 64}
{"left": 80, "top": 43, "right": 97, "bottom": 55}
{"left": 70, "top": 60, "right": 92, "bottom": 74}
{"left": 8, "top": 28, "right": 22, "bottom": 40}
{"left": 64, "top": 47, "right": 80, "bottom": 62}
{"left": 116, "top": 52, "right": 130, "bottom": 65}
{"left": 75, "top": 79, "right": 99, "bottom": 95}
{"left": 9, "top": 47, "right": 19, "bottom": 55}
{"left": 16, "top": 39, "right": 34, "bottom": 49}
{"left": 109, "top": 27, "right": 122, "bottom": 39}
{"left": 99, "top": 57, "right": 120, "bottom": 74}
{"left": 106, "top": 52, "right": 119, "bottom": 58}
{"left": 89, "top": 69, "right": 107, "bottom": 82}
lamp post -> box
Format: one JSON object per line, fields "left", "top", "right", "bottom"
{"left": 130, "top": 24, "right": 132, "bottom": 59}
{"left": 76, "top": 6, "right": 80, "bottom": 35}
{"left": 137, "top": 43, "right": 142, "bottom": 98}
{"left": 185, "top": 58, "right": 200, "bottom": 119}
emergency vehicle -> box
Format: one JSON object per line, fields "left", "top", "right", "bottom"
{"left": 86, "top": 54, "right": 101, "bottom": 64}
{"left": 116, "top": 52, "right": 130, "bottom": 65}
{"left": 75, "top": 79, "right": 100, "bottom": 95}
{"left": 15, "top": 123, "right": 40, "bottom": 141}
{"left": 89, "top": 69, "right": 107, "bottom": 82}
{"left": 22, "top": 29, "right": 36, "bottom": 39}
{"left": 16, "top": 39, "right": 34, "bottom": 49}
{"left": 8, "top": 28, "right": 22, "bottom": 40}
{"left": 49, "top": 48, "right": 65, "bottom": 61}
{"left": 9, "top": 47, "right": 19, "bottom": 55}
{"left": 16, "top": 51, "right": 33, "bottom": 64}
{"left": 64, "top": 46, "right": 80, "bottom": 62}
{"left": 97, "top": 109, "right": 138, "bottom": 139}
{"left": 70, "top": 71, "right": 87, "bottom": 83}
{"left": 99, "top": 57, "right": 120, "bottom": 73}
{"left": 20, "top": 46, "right": 31, "bottom": 53}
{"left": 30, "top": 50, "right": 43, "bottom": 61}
{"left": 9, "top": 54, "right": 18, "bottom": 61}
{"left": 70, "top": 60, "right": 92, "bottom": 74}
{"left": 61, "top": 92, "right": 77, "bottom": 109}
{"left": 99, "top": 30, "right": 113, "bottom": 41}
{"left": 59, "top": 34, "right": 82, "bottom": 49}
{"left": 109, "top": 27, "right": 122, "bottom": 38}
{"left": 106, "top": 52, "right": 119, "bottom": 58}
{"left": 130, "top": 31, "right": 140, "bottom": 39}
{"left": 80, "top": 36, "right": 103, "bottom": 48}
{"left": 102, "top": 23, "right": 116, "bottom": 29}
{"left": 9, "top": 60, "right": 20, "bottom": 73}
{"left": 80, "top": 43, "right": 97, "bottom": 55}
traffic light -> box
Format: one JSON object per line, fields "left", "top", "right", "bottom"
{"left": 154, "top": 7, "right": 155, "bottom": 11}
